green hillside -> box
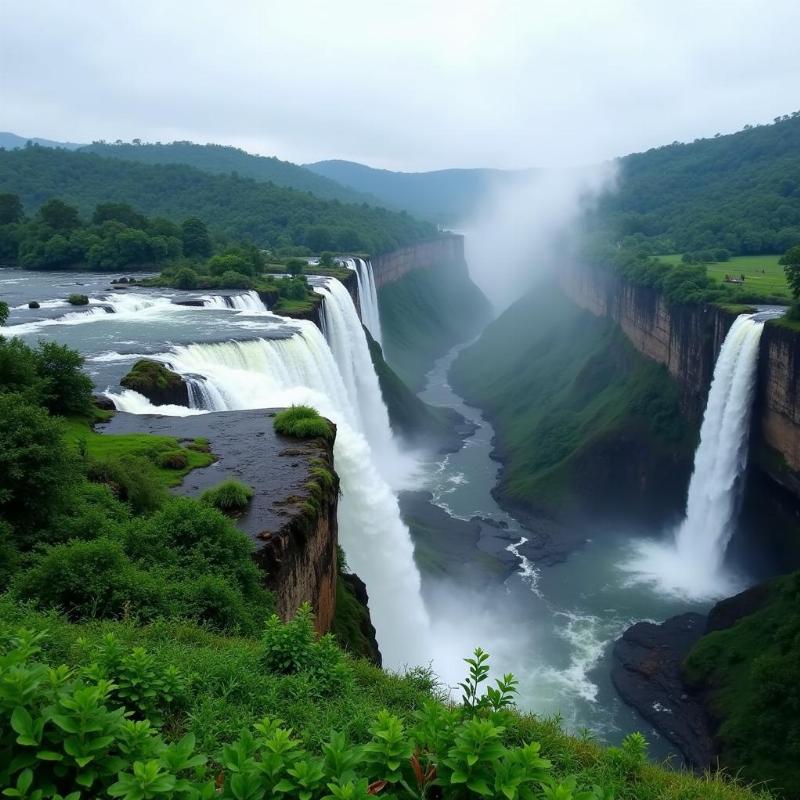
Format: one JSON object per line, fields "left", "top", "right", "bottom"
{"left": 81, "top": 141, "right": 383, "bottom": 205}
{"left": 0, "top": 146, "right": 437, "bottom": 253}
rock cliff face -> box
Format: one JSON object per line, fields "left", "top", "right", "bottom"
{"left": 372, "top": 234, "right": 465, "bottom": 289}
{"left": 758, "top": 323, "right": 800, "bottom": 488}
{"left": 560, "top": 264, "right": 734, "bottom": 421}
{"left": 102, "top": 409, "right": 340, "bottom": 633}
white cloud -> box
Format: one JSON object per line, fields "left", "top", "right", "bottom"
{"left": 1, "top": 0, "right": 799, "bottom": 170}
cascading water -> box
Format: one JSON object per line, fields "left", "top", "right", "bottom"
{"left": 313, "top": 279, "right": 400, "bottom": 478}
{"left": 201, "top": 291, "right": 269, "bottom": 312}
{"left": 344, "top": 257, "right": 383, "bottom": 344}
{"left": 108, "top": 300, "right": 431, "bottom": 667}
{"left": 622, "top": 314, "right": 765, "bottom": 599}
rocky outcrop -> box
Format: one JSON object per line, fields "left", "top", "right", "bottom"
{"left": 561, "top": 264, "right": 735, "bottom": 421}
{"left": 101, "top": 409, "right": 340, "bottom": 633}
{"left": 372, "top": 235, "right": 465, "bottom": 289}
{"left": 758, "top": 322, "right": 800, "bottom": 490}
{"left": 338, "top": 573, "right": 382, "bottom": 666}
{"left": 611, "top": 613, "right": 715, "bottom": 769}
{"left": 120, "top": 359, "right": 190, "bottom": 407}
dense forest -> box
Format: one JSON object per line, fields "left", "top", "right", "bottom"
{"left": 0, "top": 146, "right": 437, "bottom": 254}
{"left": 81, "top": 141, "right": 383, "bottom": 206}
{"left": 592, "top": 113, "right": 800, "bottom": 256}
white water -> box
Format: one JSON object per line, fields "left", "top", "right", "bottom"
{"left": 201, "top": 291, "right": 269, "bottom": 313}
{"left": 623, "top": 314, "right": 765, "bottom": 599}
{"left": 108, "top": 288, "right": 431, "bottom": 668}
{"left": 344, "top": 257, "right": 383, "bottom": 344}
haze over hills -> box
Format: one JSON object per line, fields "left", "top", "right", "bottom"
{"left": 0, "top": 131, "right": 84, "bottom": 151}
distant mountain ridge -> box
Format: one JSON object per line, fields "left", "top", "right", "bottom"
{"left": 304, "top": 159, "right": 523, "bottom": 223}
{"left": 79, "top": 141, "right": 384, "bottom": 206}
{"left": 0, "top": 131, "right": 84, "bottom": 151}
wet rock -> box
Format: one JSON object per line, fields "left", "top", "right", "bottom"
{"left": 28, "top": 300, "right": 40, "bottom": 309}
{"left": 611, "top": 613, "right": 715, "bottom": 769}
{"left": 340, "top": 572, "right": 382, "bottom": 667}
{"left": 92, "top": 394, "right": 116, "bottom": 411}
{"left": 119, "top": 359, "right": 189, "bottom": 407}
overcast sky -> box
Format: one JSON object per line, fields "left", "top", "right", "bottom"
{"left": 1, "top": 1, "right": 798, "bottom": 172}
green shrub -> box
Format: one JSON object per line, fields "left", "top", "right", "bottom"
{"left": 88, "top": 454, "right": 167, "bottom": 514}
{"left": 219, "top": 269, "right": 252, "bottom": 289}
{"left": 15, "top": 537, "right": 133, "bottom": 619}
{"left": 0, "top": 300, "right": 7, "bottom": 325}
{"left": 156, "top": 449, "right": 189, "bottom": 469}
{"left": 34, "top": 339, "right": 94, "bottom": 416}
{"left": 200, "top": 478, "right": 254, "bottom": 511}
{"left": 274, "top": 405, "right": 333, "bottom": 440}
{"left": 67, "top": 293, "right": 89, "bottom": 305}
{"left": 173, "top": 266, "right": 199, "bottom": 289}
{"left": 187, "top": 435, "right": 210, "bottom": 452}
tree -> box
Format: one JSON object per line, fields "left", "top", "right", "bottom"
{"left": 0, "top": 192, "right": 23, "bottom": 225}
{"left": 305, "top": 225, "right": 333, "bottom": 252}
{"left": 34, "top": 341, "right": 94, "bottom": 416}
{"left": 37, "top": 198, "right": 80, "bottom": 232}
{"left": 0, "top": 301, "right": 7, "bottom": 326}
{"left": 780, "top": 245, "right": 800, "bottom": 299}
{"left": 319, "top": 251, "right": 334, "bottom": 267}
{"left": 181, "top": 217, "right": 212, "bottom": 258}
{"left": 92, "top": 202, "right": 147, "bottom": 229}
{"left": 286, "top": 258, "right": 305, "bottom": 276}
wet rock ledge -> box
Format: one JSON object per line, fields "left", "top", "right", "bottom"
{"left": 102, "top": 408, "right": 340, "bottom": 632}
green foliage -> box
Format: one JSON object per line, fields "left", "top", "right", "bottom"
{"left": 173, "top": 267, "right": 198, "bottom": 289}
{"left": 287, "top": 258, "right": 306, "bottom": 276}
{"left": 274, "top": 405, "right": 333, "bottom": 441}
{"left": 66, "top": 294, "right": 89, "bottom": 306}
{"left": 0, "top": 147, "right": 436, "bottom": 254}
{"left": 155, "top": 450, "right": 188, "bottom": 469}
{"left": 779, "top": 245, "right": 800, "bottom": 299}
{"left": 0, "top": 394, "right": 74, "bottom": 536}
{"left": 33, "top": 341, "right": 94, "bottom": 416}
{"left": 181, "top": 217, "right": 212, "bottom": 258}
{"left": 87, "top": 455, "right": 167, "bottom": 515}
{"left": 684, "top": 572, "right": 800, "bottom": 794}
{"left": 379, "top": 258, "right": 491, "bottom": 389}
{"left": 120, "top": 360, "right": 184, "bottom": 398}
{"left": 0, "top": 301, "right": 7, "bottom": 326}
{"left": 200, "top": 479, "right": 254, "bottom": 512}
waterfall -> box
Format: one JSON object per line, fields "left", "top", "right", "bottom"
{"left": 344, "top": 257, "right": 383, "bottom": 344}
{"left": 623, "top": 314, "right": 765, "bottom": 599}
{"left": 201, "top": 291, "right": 269, "bottom": 312}
{"left": 107, "top": 320, "right": 431, "bottom": 667}
{"left": 313, "top": 279, "right": 398, "bottom": 477}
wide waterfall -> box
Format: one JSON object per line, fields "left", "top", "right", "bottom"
{"left": 345, "top": 257, "right": 383, "bottom": 344}
{"left": 108, "top": 286, "right": 431, "bottom": 667}
{"left": 623, "top": 314, "right": 765, "bottom": 599}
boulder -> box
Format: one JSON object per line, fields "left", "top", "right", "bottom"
{"left": 120, "top": 359, "right": 189, "bottom": 407}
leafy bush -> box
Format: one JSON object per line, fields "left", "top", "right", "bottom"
{"left": 156, "top": 449, "right": 189, "bottom": 469}
{"left": 219, "top": 269, "right": 253, "bottom": 289}
{"left": 200, "top": 478, "right": 254, "bottom": 511}
{"left": 0, "top": 300, "right": 7, "bottom": 325}
{"left": 173, "top": 266, "right": 198, "bottom": 289}
{"left": 87, "top": 454, "right": 167, "bottom": 514}
{"left": 274, "top": 405, "right": 333, "bottom": 440}
{"left": 34, "top": 339, "right": 94, "bottom": 416}
{"left": 67, "top": 293, "right": 89, "bottom": 305}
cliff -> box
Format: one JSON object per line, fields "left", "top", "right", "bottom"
{"left": 372, "top": 234, "right": 466, "bottom": 289}
{"left": 560, "top": 264, "right": 734, "bottom": 421}
{"left": 101, "top": 408, "right": 340, "bottom": 633}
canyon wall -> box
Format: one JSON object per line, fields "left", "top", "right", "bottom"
{"left": 372, "top": 234, "right": 465, "bottom": 289}
{"left": 561, "top": 263, "right": 800, "bottom": 500}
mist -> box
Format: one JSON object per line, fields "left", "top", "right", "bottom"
{"left": 461, "top": 163, "right": 618, "bottom": 312}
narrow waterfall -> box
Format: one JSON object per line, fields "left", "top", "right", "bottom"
{"left": 623, "top": 314, "right": 765, "bottom": 598}
{"left": 345, "top": 257, "right": 383, "bottom": 344}
{"left": 313, "top": 279, "right": 397, "bottom": 477}
{"left": 108, "top": 321, "right": 431, "bottom": 668}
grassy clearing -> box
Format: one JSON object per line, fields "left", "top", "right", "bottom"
{"left": 661, "top": 254, "right": 788, "bottom": 297}
{"left": 63, "top": 417, "right": 214, "bottom": 487}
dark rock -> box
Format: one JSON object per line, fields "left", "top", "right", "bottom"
{"left": 340, "top": 572, "right": 382, "bottom": 667}
{"left": 172, "top": 299, "right": 206, "bottom": 307}
{"left": 28, "top": 300, "right": 40, "bottom": 309}
{"left": 706, "top": 581, "right": 772, "bottom": 633}
{"left": 119, "top": 359, "right": 189, "bottom": 407}
{"left": 92, "top": 394, "right": 116, "bottom": 411}
{"left": 612, "top": 613, "right": 715, "bottom": 769}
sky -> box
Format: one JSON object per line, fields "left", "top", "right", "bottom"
{"left": 2, "top": 0, "right": 799, "bottom": 172}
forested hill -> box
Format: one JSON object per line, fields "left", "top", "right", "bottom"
{"left": 0, "top": 146, "right": 436, "bottom": 253}
{"left": 593, "top": 112, "right": 800, "bottom": 255}
{"left": 80, "top": 141, "right": 384, "bottom": 206}
{"left": 305, "top": 159, "right": 519, "bottom": 223}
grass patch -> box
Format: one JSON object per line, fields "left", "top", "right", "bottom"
{"left": 273, "top": 405, "right": 333, "bottom": 441}
{"left": 63, "top": 417, "right": 214, "bottom": 487}
{"left": 715, "top": 303, "right": 758, "bottom": 315}
{"left": 272, "top": 295, "right": 320, "bottom": 314}
{"left": 661, "top": 254, "right": 789, "bottom": 298}
{"left": 200, "top": 478, "right": 254, "bottom": 512}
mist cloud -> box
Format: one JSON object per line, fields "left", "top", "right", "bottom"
{"left": 462, "top": 164, "right": 617, "bottom": 311}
